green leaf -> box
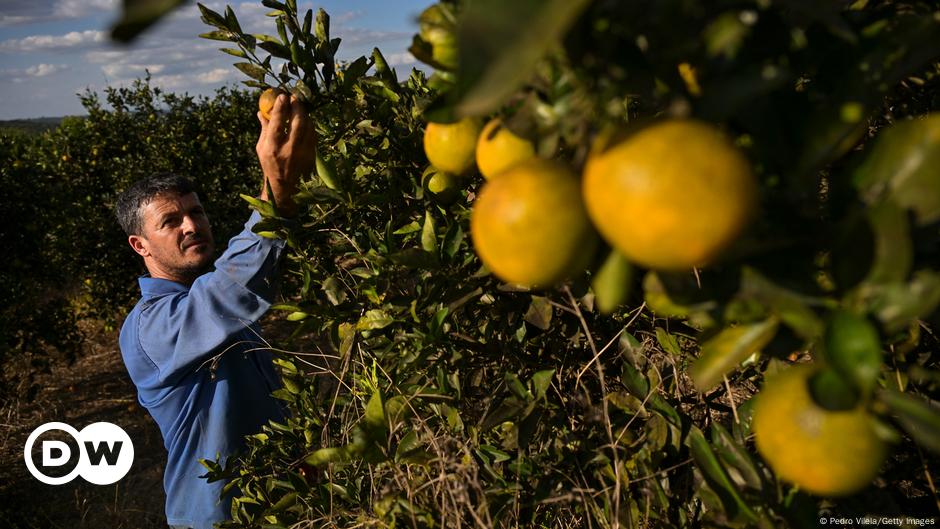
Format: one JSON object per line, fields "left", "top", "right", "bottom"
{"left": 393, "top": 221, "right": 421, "bottom": 235}
{"left": 703, "top": 12, "right": 750, "bottom": 59}
{"left": 530, "top": 369, "right": 554, "bottom": 400}
{"left": 356, "top": 309, "right": 394, "bottom": 331}
{"left": 234, "top": 62, "right": 267, "bottom": 83}
{"left": 643, "top": 272, "right": 712, "bottom": 319}
{"left": 240, "top": 194, "right": 276, "bottom": 217}
{"left": 739, "top": 267, "right": 823, "bottom": 340}
{"left": 864, "top": 200, "right": 912, "bottom": 284}
{"left": 620, "top": 363, "right": 682, "bottom": 427}
{"left": 710, "top": 423, "right": 763, "bottom": 490}
{"left": 281, "top": 375, "right": 301, "bottom": 394}
{"left": 481, "top": 396, "right": 530, "bottom": 430}
{"left": 302, "top": 8, "right": 313, "bottom": 35}
{"left": 421, "top": 210, "right": 437, "bottom": 253}
{"left": 823, "top": 311, "right": 882, "bottom": 397}
{"left": 442, "top": 223, "right": 464, "bottom": 259}
{"left": 271, "top": 492, "right": 297, "bottom": 511}
{"left": 428, "top": 307, "right": 449, "bottom": 337}
{"left": 690, "top": 318, "right": 779, "bottom": 392}
{"left": 395, "top": 430, "right": 424, "bottom": 462}
{"left": 809, "top": 367, "right": 860, "bottom": 411}
{"left": 523, "top": 296, "right": 553, "bottom": 330}
{"left": 219, "top": 47, "right": 248, "bottom": 59}
{"left": 478, "top": 444, "right": 511, "bottom": 463}
{"left": 199, "top": 30, "right": 233, "bottom": 42}
{"left": 688, "top": 427, "right": 758, "bottom": 522}
{"left": 592, "top": 250, "right": 633, "bottom": 314}
{"left": 337, "top": 322, "right": 355, "bottom": 358}
{"left": 261, "top": 0, "right": 287, "bottom": 11}
{"left": 258, "top": 40, "right": 292, "bottom": 60}
{"left": 455, "top": 0, "right": 592, "bottom": 116}
{"left": 879, "top": 390, "right": 940, "bottom": 454}
{"left": 314, "top": 8, "right": 330, "bottom": 45}
{"left": 855, "top": 114, "right": 940, "bottom": 225}
{"left": 315, "top": 151, "right": 341, "bottom": 191}
{"left": 858, "top": 270, "right": 940, "bottom": 333}
{"left": 371, "top": 48, "right": 398, "bottom": 86}
{"left": 286, "top": 311, "right": 308, "bottom": 322}
{"left": 363, "top": 389, "right": 387, "bottom": 440}
{"left": 389, "top": 248, "right": 439, "bottom": 269}
{"left": 112, "top": 0, "right": 188, "bottom": 42}
{"left": 385, "top": 395, "right": 413, "bottom": 430}
{"left": 505, "top": 373, "right": 529, "bottom": 400}
{"left": 321, "top": 276, "right": 347, "bottom": 306}
{"left": 341, "top": 56, "right": 370, "bottom": 90}
{"left": 655, "top": 327, "right": 682, "bottom": 357}
{"left": 223, "top": 5, "right": 242, "bottom": 34}
{"left": 304, "top": 446, "right": 351, "bottom": 465}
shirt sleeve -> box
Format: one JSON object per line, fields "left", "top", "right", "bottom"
{"left": 136, "top": 211, "right": 287, "bottom": 385}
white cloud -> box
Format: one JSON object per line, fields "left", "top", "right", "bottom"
{"left": 84, "top": 50, "right": 127, "bottom": 64}
{"left": 338, "top": 29, "right": 411, "bottom": 46}
{"left": 385, "top": 51, "right": 416, "bottom": 67}
{"left": 53, "top": 0, "right": 118, "bottom": 19}
{"left": 197, "top": 68, "right": 234, "bottom": 84}
{"left": 0, "top": 30, "right": 106, "bottom": 52}
{"left": 335, "top": 10, "right": 366, "bottom": 23}
{"left": 101, "top": 63, "right": 166, "bottom": 78}
{"left": 0, "top": 63, "right": 69, "bottom": 83}
{"left": 0, "top": 0, "right": 116, "bottom": 27}
{"left": 25, "top": 63, "right": 68, "bottom": 77}
{"left": 0, "top": 15, "right": 32, "bottom": 26}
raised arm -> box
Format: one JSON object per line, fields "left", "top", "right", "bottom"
{"left": 255, "top": 92, "right": 317, "bottom": 217}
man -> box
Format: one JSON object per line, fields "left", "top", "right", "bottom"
{"left": 115, "top": 92, "right": 315, "bottom": 528}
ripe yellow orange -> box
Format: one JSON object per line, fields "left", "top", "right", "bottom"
{"left": 258, "top": 88, "right": 280, "bottom": 120}
{"left": 470, "top": 159, "right": 597, "bottom": 287}
{"left": 582, "top": 120, "right": 757, "bottom": 270}
{"left": 476, "top": 118, "right": 536, "bottom": 179}
{"left": 753, "top": 364, "right": 887, "bottom": 497}
{"left": 423, "top": 118, "right": 482, "bottom": 175}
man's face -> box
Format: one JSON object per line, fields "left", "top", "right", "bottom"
{"left": 129, "top": 192, "right": 215, "bottom": 284}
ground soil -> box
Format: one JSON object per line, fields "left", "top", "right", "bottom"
{"left": 0, "top": 321, "right": 167, "bottom": 528}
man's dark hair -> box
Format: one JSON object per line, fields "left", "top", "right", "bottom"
{"left": 115, "top": 173, "right": 197, "bottom": 236}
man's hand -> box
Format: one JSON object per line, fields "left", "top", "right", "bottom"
{"left": 256, "top": 92, "right": 316, "bottom": 217}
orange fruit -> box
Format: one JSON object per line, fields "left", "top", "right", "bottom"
{"left": 423, "top": 118, "right": 482, "bottom": 175}
{"left": 470, "top": 158, "right": 597, "bottom": 287}
{"left": 476, "top": 118, "right": 536, "bottom": 179}
{"left": 582, "top": 119, "right": 756, "bottom": 270}
{"left": 258, "top": 88, "right": 280, "bottom": 120}
{"left": 753, "top": 364, "right": 887, "bottom": 496}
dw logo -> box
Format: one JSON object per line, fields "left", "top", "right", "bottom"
{"left": 23, "top": 422, "right": 134, "bottom": 485}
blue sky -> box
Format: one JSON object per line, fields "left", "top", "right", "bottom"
{"left": 0, "top": 0, "right": 431, "bottom": 119}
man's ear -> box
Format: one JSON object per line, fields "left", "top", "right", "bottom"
{"left": 128, "top": 234, "right": 150, "bottom": 258}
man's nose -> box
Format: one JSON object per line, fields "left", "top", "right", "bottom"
{"left": 180, "top": 215, "right": 199, "bottom": 234}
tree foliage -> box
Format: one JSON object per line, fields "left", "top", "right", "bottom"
{"left": 187, "top": 0, "right": 940, "bottom": 527}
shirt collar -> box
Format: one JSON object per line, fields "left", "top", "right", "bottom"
{"left": 138, "top": 275, "right": 190, "bottom": 298}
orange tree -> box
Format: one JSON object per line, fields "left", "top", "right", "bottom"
{"left": 189, "top": 0, "right": 940, "bottom": 527}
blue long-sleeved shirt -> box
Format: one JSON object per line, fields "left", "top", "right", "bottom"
{"left": 119, "top": 211, "right": 286, "bottom": 528}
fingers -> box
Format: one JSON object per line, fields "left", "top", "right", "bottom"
{"left": 287, "top": 96, "right": 309, "bottom": 145}
{"left": 256, "top": 91, "right": 315, "bottom": 178}
{"left": 264, "top": 93, "right": 290, "bottom": 141}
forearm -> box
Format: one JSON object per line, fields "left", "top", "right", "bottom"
{"left": 259, "top": 171, "right": 299, "bottom": 217}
